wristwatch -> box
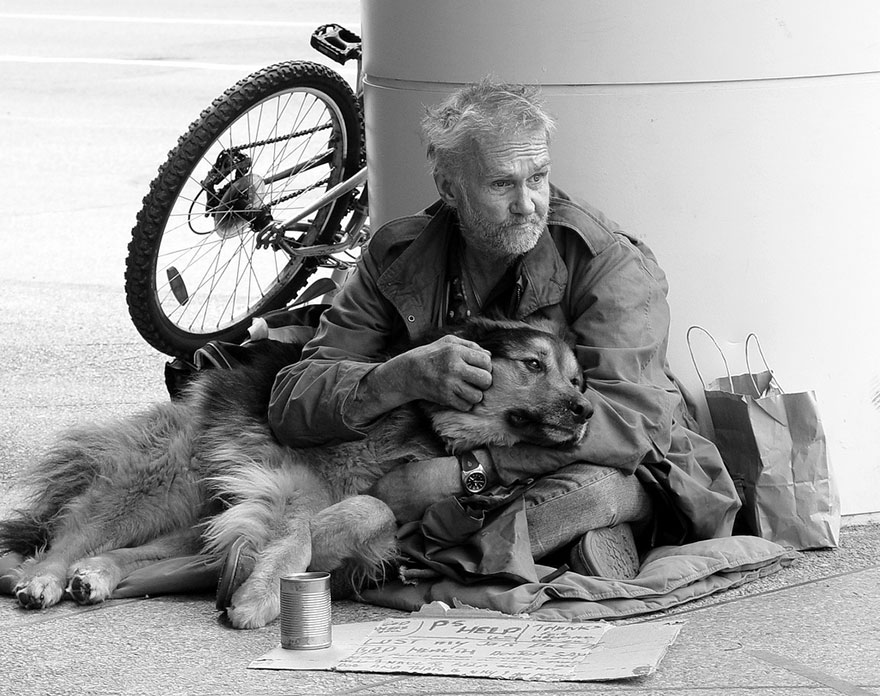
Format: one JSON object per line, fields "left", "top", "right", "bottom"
{"left": 459, "top": 451, "right": 489, "bottom": 494}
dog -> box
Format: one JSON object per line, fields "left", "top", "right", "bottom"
{"left": 0, "top": 318, "right": 591, "bottom": 629}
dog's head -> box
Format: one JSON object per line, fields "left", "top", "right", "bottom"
{"left": 424, "top": 318, "right": 593, "bottom": 453}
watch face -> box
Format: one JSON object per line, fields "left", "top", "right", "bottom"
{"left": 464, "top": 471, "right": 487, "bottom": 493}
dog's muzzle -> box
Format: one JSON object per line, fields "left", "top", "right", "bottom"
{"left": 567, "top": 396, "right": 593, "bottom": 424}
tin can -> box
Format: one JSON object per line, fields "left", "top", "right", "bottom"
{"left": 280, "top": 572, "right": 332, "bottom": 649}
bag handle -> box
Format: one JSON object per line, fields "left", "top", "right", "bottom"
{"left": 744, "top": 333, "right": 785, "bottom": 394}
{"left": 686, "top": 325, "right": 732, "bottom": 390}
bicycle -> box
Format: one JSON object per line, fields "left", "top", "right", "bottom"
{"left": 125, "top": 24, "right": 368, "bottom": 360}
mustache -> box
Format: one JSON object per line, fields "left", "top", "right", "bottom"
{"left": 503, "top": 213, "right": 545, "bottom": 229}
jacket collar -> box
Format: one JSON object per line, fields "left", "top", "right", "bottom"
{"left": 377, "top": 202, "right": 568, "bottom": 336}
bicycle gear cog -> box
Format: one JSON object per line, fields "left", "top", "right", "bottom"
{"left": 213, "top": 172, "right": 269, "bottom": 239}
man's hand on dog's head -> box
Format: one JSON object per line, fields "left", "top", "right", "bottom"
{"left": 345, "top": 336, "right": 492, "bottom": 430}
{"left": 393, "top": 335, "right": 493, "bottom": 411}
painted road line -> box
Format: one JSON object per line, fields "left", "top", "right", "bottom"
{"left": 0, "top": 55, "right": 264, "bottom": 71}
{"left": 0, "top": 13, "right": 323, "bottom": 28}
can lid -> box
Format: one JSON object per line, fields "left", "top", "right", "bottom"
{"left": 281, "top": 572, "right": 330, "bottom": 581}
{"left": 280, "top": 571, "right": 331, "bottom": 590}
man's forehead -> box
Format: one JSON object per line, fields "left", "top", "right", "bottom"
{"left": 474, "top": 134, "right": 551, "bottom": 175}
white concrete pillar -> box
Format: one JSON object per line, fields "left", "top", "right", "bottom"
{"left": 362, "top": 0, "right": 880, "bottom": 516}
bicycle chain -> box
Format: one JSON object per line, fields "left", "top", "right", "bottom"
{"left": 226, "top": 122, "right": 331, "bottom": 153}
{"left": 221, "top": 122, "right": 336, "bottom": 208}
{"left": 269, "top": 175, "right": 331, "bottom": 207}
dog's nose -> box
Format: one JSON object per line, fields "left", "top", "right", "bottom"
{"left": 568, "top": 398, "right": 593, "bottom": 423}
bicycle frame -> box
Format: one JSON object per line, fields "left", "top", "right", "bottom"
{"left": 255, "top": 166, "right": 368, "bottom": 258}
{"left": 258, "top": 24, "right": 369, "bottom": 268}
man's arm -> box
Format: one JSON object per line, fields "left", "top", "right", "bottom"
{"left": 268, "top": 248, "right": 492, "bottom": 447}
{"left": 267, "top": 258, "right": 393, "bottom": 447}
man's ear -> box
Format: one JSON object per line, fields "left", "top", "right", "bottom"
{"left": 433, "top": 169, "right": 461, "bottom": 209}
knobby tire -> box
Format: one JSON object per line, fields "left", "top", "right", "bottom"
{"left": 125, "top": 61, "right": 361, "bottom": 359}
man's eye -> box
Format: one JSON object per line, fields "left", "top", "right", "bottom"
{"left": 531, "top": 172, "right": 547, "bottom": 183}
{"left": 523, "top": 358, "right": 543, "bottom": 372}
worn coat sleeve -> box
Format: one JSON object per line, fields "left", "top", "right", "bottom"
{"left": 268, "top": 249, "right": 398, "bottom": 447}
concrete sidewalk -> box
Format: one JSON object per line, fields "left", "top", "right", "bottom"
{"left": 2, "top": 279, "right": 879, "bottom": 695}
{"left": 1, "top": 524, "right": 877, "bottom": 695}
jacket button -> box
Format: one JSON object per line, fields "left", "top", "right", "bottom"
{"left": 407, "top": 315, "right": 415, "bottom": 322}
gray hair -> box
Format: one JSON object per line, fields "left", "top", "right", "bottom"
{"left": 421, "top": 78, "right": 556, "bottom": 178}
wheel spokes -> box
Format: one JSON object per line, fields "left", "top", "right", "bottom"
{"left": 155, "top": 89, "right": 344, "bottom": 335}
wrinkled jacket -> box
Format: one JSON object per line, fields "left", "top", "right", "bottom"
{"left": 269, "top": 189, "right": 740, "bottom": 543}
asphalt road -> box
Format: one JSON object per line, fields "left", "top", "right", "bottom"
{"left": 0, "top": 1, "right": 360, "bottom": 506}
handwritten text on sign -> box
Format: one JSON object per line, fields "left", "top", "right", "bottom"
{"left": 336, "top": 617, "right": 610, "bottom": 681}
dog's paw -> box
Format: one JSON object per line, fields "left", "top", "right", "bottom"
{"left": 226, "top": 580, "right": 280, "bottom": 629}
{"left": 67, "top": 562, "right": 121, "bottom": 604}
{"left": 14, "top": 575, "right": 65, "bottom": 609}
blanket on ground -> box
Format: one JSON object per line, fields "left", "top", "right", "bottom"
{"left": 352, "top": 495, "right": 798, "bottom": 620}
{"left": 360, "top": 534, "right": 798, "bottom": 621}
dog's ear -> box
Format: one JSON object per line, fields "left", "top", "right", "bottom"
{"left": 547, "top": 321, "right": 577, "bottom": 349}
{"left": 520, "top": 315, "right": 557, "bottom": 335}
{"left": 415, "top": 315, "right": 577, "bottom": 352}
{"left": 518, "top": 314, "right": 577, "bottom": 348}
{"left": 447, "top": 317, "right": 522, "bottom": 346}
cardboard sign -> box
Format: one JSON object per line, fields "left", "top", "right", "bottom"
{"left": 251, "top": 608, "right": 683, "bottom": 682}
{"left": 336, "top": 616, "right": 608, "bottom": 680}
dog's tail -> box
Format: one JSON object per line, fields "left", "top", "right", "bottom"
{"left": 0, "top": 514, "right": 52, "bottom": 557}
{"left": 0, "top": 426, "right": 104, "bottom": 556}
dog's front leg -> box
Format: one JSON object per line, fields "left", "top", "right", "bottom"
{"left": 226, "top": 517, "right": 312, "bottom": 630}
{"left": 12, "top": 555, "right": 70, "bottom": 610}
{"left": 66, "top": 527, "right": 204, "bottom": 605}
{"left": 12, "top": 525, "right": 112, "bottom": 609}
{"left": 366, "top": 456, "right": 462, "bottom": 523}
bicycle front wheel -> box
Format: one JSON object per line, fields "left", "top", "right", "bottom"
{"left": 125, "top": 61, "right": 361, "bottom": 359}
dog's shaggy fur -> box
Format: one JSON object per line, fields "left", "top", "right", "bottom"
{"left": 0, "top": 318, "right": 591, "bottom": 628}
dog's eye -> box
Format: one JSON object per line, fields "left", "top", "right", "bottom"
{"left": 523, "top": 358, "right": 543, "bottom": 372}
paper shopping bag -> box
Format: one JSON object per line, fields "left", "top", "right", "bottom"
{"left": 687, "top": 327, "right": 840, "bottom": 550}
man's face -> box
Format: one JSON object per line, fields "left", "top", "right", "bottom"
{"left": 455, "top": 130, "right": 551, "bottom": 261}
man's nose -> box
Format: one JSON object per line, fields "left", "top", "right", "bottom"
{"left": 511, "top": 184, "right": 536, "bottom": 216}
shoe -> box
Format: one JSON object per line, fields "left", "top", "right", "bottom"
{"left": 568, "top": 524, "right": 640, "bottom": 579}
{"left": 215, "top": 537, "right": 257, "bottom": 611}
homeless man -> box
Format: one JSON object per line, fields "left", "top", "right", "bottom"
{"left": 267, "top": 78, "right": 740, "bottom": 580}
